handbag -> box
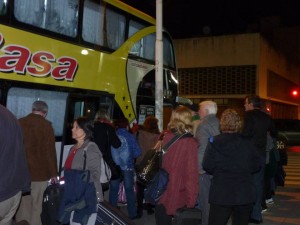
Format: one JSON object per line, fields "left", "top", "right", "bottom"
{"left": 144, "top": 168, "right": 169, "bottom": 205}
{"left": 136, "top": 148, "right": 162, "bottom": 186}
{"left": 144, "top": 133, "right": 192, "bottom": 205}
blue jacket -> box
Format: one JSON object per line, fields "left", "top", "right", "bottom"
{"left": 111, "top": 128, "right": 141, "bottom": 170}
{"left": 57, "top": 169, "right": 97, "bottom": 225}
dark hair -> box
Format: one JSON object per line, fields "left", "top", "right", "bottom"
{"left": 141, "top": 116, "right": 160, "bottom": 134}
{"left": 246, "top": 95, "right": 261, "bottom": 108}
{"left": 75, "top": 117, "right": 93, "bottom": 140}
{"left": 115, "top": 117, "right": 129, "bottom": 129}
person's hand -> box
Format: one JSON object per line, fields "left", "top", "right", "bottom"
{"left": 50, "top": 177, "right": 58, "bottom": 184}
{"left": 153, "top": 140, "right": 162, "bottom": 151}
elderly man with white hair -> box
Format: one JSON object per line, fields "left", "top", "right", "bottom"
{"left": 195, "top": 100, "right": 220, "bottom": 225}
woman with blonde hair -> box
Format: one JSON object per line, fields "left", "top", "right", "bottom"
{"left": 155, "top": 106, "right": 199, "bottom": 225}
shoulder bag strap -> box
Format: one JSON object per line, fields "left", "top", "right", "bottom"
{"left": 162, "top": 132, "right": 192, "bottom": 154}
{"left": 83, "top": 142, "right": 92, "bottom": 170}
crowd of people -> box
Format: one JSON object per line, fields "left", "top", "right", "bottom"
{"left": 0, "top": 94, "right": 283, "bottom": 225}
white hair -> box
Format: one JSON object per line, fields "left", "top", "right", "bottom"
{"left": 199, "top": 101, "right": 217, "bottom": 115}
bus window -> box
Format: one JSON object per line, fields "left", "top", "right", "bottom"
{"left": 163, "top": 34, "right": 176, "bottom": 68}
{"left": 0, "top": 0, "right": 7, "bottom": 15}
{"left": 6, "top": 87, "right": 68, "bottom": 137}
{"left": 128, "top": 20, "right": 146, "bottom": 38}
{"left": 14, "top": 0, "right": 79, "bottom": 37}
{"left": 129, "top": 33, "right": 155, "bottom": 61}
{"left": 82, "top": 0, "right": 126, "bottom": 49}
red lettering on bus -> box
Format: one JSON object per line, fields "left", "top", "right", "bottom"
{"left": 52, "top": 57, "right": 78, "bottom": 81}
{"left": 0, "top": 33, "right": 78, "bottom": 81}
{"left": 27, "top": 51, "right": 55, "bottom": 76}
{"left": 0, "top": 45, "right": 30, "bottom": 74}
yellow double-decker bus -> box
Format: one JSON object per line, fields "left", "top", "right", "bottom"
{"left": 0, "top": 0, "right": 178, "bottom": 173}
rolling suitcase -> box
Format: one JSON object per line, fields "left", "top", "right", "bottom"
{"left": 95, "top": 201, "right": 135, "bottom": 225}
{"left": 173, "top": 207, "right": 202, "bottom": 225}
{"left": 41, "top": 183, "right": 64, "bottom": 225}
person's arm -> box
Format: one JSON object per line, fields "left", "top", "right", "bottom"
{"left": 109, "top": 126, "right": 121, "bottom": 148}
{"left": 46, "top": 124, "right": 58, "bottom": 179}
{"left": 87, "top": 142, "right": 104, "bottom": 202}
{"left": 242, "top": 112, "right": 254, "bottom": 137}
{"left": 195, "top": 124, "right": 210, "bottom": 173}
{"left": 202, "top": 142, "right": 216, "bottom": 175}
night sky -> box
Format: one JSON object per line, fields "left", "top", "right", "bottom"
{"left": 122, "top": 0, "right": 300, "bottom": 38}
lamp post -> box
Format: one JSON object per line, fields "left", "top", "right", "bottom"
{"left": 155, "top": 0, "right": 163, "bottom": 131}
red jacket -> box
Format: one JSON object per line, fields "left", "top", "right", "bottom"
{"left": 159, "top": 131, "right": 199, "bottom": 215}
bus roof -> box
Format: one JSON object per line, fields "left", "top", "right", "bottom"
{"left": 104, "top": 0, "right": 156, "bottom": 25}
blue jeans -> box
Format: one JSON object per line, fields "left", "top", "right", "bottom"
{"left": 251, "top": 156, "right": 265, "bottom": 221}
{"left": 109, "top": 170, "right": 137, "bottom": 218}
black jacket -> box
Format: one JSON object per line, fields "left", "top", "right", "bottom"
{"left": 93, "top": 120, "right": 121, "bottom": 162}
{"left": 242, "top": 109, "right": 277, "bottom": 156}
{"left": 203, "top": 133, "right": 261, "bottom": 205}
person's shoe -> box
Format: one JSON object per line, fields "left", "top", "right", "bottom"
{"left": 249, "top": 218, "right": 263, "bottom": 224}
{"left": 266, "top": 198, "right": 274, "bottom": 204}
{"left": 261, "top": 207, "right": 268, "bottom": 213}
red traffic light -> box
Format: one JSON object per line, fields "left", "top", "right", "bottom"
{"left": 292, "top": 89, "right": 298, "bottom": 97}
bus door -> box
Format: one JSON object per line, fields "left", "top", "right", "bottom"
{"left": 59, "top": 93, "right": 115, "bottom": 175}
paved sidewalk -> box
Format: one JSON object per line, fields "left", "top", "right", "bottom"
{"left": 262, "top": 186, "right": 300, "bottom": 225}
{"left": 128, "top": 186, "right": 300, "bottom": 225}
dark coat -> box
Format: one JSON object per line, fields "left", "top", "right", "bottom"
{"left": 159, "top": 131, "right": 199, "bottom": 215}
{"left": 93, "top": 119, "right": 121, "bottom": 162}
{"left": 203, "top": 133, "right": 261, "bottom": 205}
{"left": 242, "top": 109, "right": 277, "bottom": 156}
{"left": 0, "top": 105, "right": 30, "bottom": 202}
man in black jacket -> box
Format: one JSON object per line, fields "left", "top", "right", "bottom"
{"left": 242, "top": 95, "right": 277, "bottom": 224}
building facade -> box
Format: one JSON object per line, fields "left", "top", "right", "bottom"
{"left": 174, "top": 33, "right": 300, "bottom": 119}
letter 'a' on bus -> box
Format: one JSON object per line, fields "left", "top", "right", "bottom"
{"left": 0, "top": 0, "right": 178, "bottom": 175}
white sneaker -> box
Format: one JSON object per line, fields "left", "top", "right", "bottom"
{"left": 266, "top": 198, "right": 274, "bottom": 204}
{"left": 261, "top": 208, "right": 268, "bottom": 213}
